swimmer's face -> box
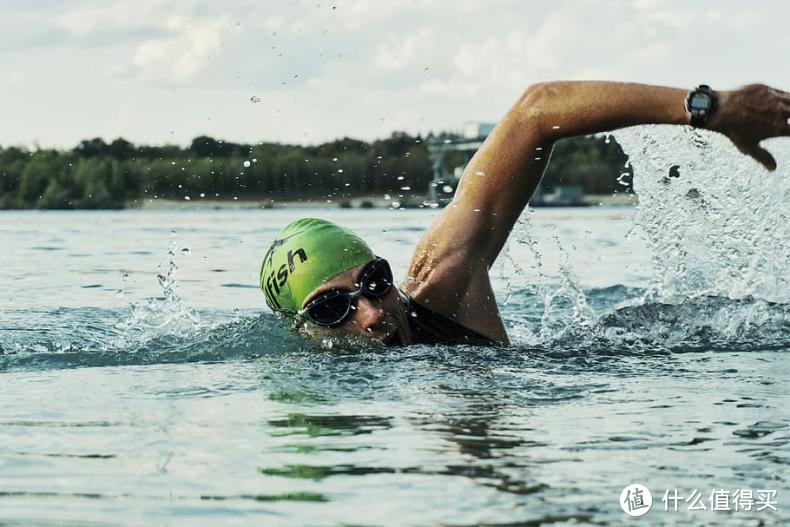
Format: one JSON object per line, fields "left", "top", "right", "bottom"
{"left": 296, "top": 261, "right": 411, "bottom": 347}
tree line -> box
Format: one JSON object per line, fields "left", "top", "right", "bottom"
{"left": 0, "top": 132, "right": 631, "bottom": 209}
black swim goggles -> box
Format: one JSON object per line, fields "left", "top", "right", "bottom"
{"left": 294, "top": 257, "right": 394, "bottom": 327}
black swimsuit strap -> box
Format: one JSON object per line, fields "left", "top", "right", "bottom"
{"left": 404, "top": 295, "right": 497, "bottom": 346}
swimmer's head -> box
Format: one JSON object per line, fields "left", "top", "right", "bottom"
{"left": 260, "top": 218, "right": 410, "bottom": 346}
{"left": 260, "top": 218, "right": 376, "bottom": 313}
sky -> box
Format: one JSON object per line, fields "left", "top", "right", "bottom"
{"left": 1, "top": 0, "right": 789, "bottom": 148}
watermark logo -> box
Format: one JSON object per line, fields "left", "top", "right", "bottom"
{"left": 662, "top": 488, "right": 778, "bottom": 512}
{"left": 621, "top": 483, "right": 653, "bottom": 517}
{"left": 619, "top": 485, "right": 779, "bottom": 517}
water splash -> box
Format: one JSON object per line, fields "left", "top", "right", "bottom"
{"left": 503, "top": 211, "right": 593, "bottom": 345}
{"left": 118, "top": 241, "right": 201, "bottom": 343}
{"left": 614, "top": 126, "right": 789, "bottom": 303}
{"left": 504, "top": 126, "right": 790, "bottom": 351}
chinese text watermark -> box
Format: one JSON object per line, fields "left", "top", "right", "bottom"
{"left": 620, "top": 485, "right": 778, "bottom": 517}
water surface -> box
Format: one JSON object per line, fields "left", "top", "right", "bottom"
{"left": 1, "top": 128, "right": 789, "bottom": 525}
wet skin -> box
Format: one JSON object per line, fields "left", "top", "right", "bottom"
{"left": 299, "top": 262, "right": 412, "bottom": 346}
{"left": 295, "top": 82, "right": 790, "bottom": 346}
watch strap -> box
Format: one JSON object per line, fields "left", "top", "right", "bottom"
{"left": 685, "top": 84, "right": 718, "bottom": 128}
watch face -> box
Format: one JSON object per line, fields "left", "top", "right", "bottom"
{"left": 690, "top": 93, "right": 711, "bottom": 110}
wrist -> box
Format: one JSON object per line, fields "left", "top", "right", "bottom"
{"left": 705, "top": 90, "right": 731, "bottom": 134}
{"left": 685, "top": 84, "right": 719, "bottom": 128}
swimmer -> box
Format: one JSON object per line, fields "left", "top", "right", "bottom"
{"left": 260, "top": 82, "right": 790, "bottom": 346}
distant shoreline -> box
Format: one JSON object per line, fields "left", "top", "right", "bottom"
{"left": 127, "top": 193, "right": 638, "bottom": 210}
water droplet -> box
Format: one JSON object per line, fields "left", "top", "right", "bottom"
{"left": 184, "top": 196, "right": 191, "bottom": 201}
{"left": 337, "top": 168, "right": 343, "bottom": 173}
{"left": 391, "top": 201, "right": 401, "bottom": 208}
{"left": 181, "top": 248, "right": 191, "bottom": 256}
{"left": 400, "top": 186, "right": 411, "bottom": 191}
{"left": 250, "top": 95, "right": 261, "bottom": 103}
{"left": 243, "top": 160, "right": 251, "bottom": 168}
{"left": 397, "top": 175, "right": 404, "bottom": 180}
{"left": 442, "top": 185, "right": 453, "bottom": 194}
{"left": 475, "top": 170, "right": 485, "bottom": 177}
{"left": 122, "top": 273, "right": 130, "bottom": 281}
{"left": 410, "top": 311, "right": 417, "bottom": 317}
{"left": 443, "top": 139, "right": 452, "bottom": 144}
{"left": 199, "top": 192, "right": 206, "bottom": 198}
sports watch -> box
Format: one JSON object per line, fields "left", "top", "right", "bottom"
{"left": 685, "top": 84, "right": 718, "bottom": 128}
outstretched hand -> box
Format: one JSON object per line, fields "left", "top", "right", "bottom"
{"left": 709, "top": 84, "right": 790, "bottom": 171}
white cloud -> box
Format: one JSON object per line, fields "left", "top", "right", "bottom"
{"left": 419, "top": 12, "right": 570, "bottom": 97}
{"left": 374, "top": 29, "right": 434, "bottom": 72}
{"left": 131, "top": 15, "right": 235, "bottom": 82}
{"left": 1, "top": 0, "right": 788, "bottom": 148}
{"left": 3, "top": 70, "right": 27, "bottom": 85}
{"left": 56, "top": 0, "right": 181, "bottom": 35}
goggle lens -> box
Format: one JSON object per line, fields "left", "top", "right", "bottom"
{"left": 301, "top": 258, "right": 393, "bottom": 327}
{"left": 357, "top": 259, "right": 392, "bottom": 298}
{"left": 306, "top": 290, "right": 352, "bottom": 326}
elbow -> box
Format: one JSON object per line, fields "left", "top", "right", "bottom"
{"left": 514, "top": 82, "right": 562, "bottom": 139}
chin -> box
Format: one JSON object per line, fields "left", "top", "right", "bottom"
{"left": 381, "top": 330, "right": 399, "bottom": 347}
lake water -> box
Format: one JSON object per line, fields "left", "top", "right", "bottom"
{"left": 1, "top": 128, "right": 789, "bottom": 525}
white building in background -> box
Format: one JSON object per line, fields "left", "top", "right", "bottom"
{"left": 463, "top": 122, "right": 496, "bottom": 140}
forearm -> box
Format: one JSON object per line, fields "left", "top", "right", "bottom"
{"left": 519, "top": 81, "right": 691, "bottom": 142}
{"left": 440, "top": 80, "right": 787, "bottom": 267}
{"left": 450, "top": 81, "right": 692, "bottom": 264}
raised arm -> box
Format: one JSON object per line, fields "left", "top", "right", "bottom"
{"left": 404, "top": 81, "right": 788, "bottom": 341}
{"left": 438, "top": 82, "right": 787, "bottom": 267}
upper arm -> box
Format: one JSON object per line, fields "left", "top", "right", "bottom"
{"left": 401, "top": 86, "right": 552, "bottom": 342}
{"left": 414, "top": 85, "right": 554, "bottom": 271}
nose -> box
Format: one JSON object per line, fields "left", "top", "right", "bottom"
{"left": 353, "top": 296, "right": 386, "bottom": 331}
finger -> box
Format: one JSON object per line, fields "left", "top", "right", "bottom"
{"left": 747, "top": 145, "right": 778, "bottom": 171}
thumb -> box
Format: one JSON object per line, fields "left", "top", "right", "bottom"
{"left": 735, "top": 141, "right": 777, "bottom": 171}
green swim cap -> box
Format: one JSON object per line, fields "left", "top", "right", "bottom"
{"left": 260, "top": 218, "right": 375, "bottom": 313}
